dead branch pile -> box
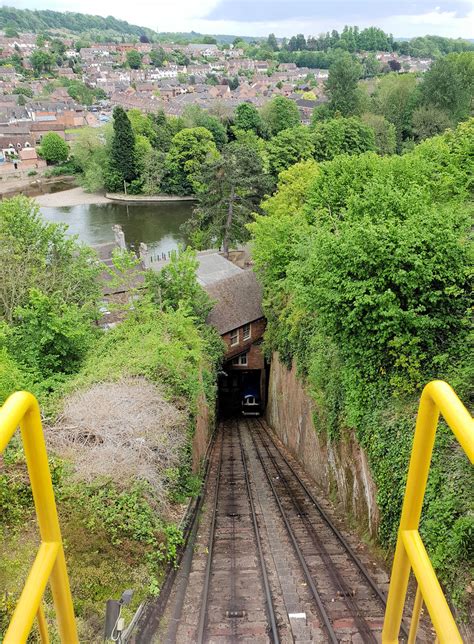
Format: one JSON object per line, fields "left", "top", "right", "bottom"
{"left": 47, "top": 378, "right": 187, "bottom": 508}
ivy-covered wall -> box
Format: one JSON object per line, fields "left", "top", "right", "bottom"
{"left": 249, "top": 121, "right": 473, "bottom": 617}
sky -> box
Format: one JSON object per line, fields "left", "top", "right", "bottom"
{"left": 11, "top": 0, "right": 474, "bottom": 39}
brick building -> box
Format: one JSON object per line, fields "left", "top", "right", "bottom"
{"left": 206, "top": 270, "right": 266, "bottom": 415}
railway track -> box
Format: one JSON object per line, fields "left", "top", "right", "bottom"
{"left": 154, "top": 418, "right": 409, "bottom": 643}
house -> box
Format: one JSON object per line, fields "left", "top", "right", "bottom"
{"left": 205, "top": 269, "right": 267, "bottom": 415}
{"left": 18, "top": 147, "right": 46, "bottom": 169}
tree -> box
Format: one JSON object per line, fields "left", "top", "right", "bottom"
{"left": 311, "top": 117, "right": 376, "bottom": 161}
{"left": 267, "top": 33, "right": 279, "bottom": 51}
{"left": 126, "top": 49, "right": 142, "bottom": 69}
{"left": 387, "top": 59, "right": 401, "bottom": 72}
{"left": 411, "top": 105, "right": 453, "bottom": 141}
{"left": 38, "top": 132, "right": 69, "bottom": 164}
{"left": 361, "top": 113, "right": 396, "bottom": 155}
{"left": 72, "top": 126, "right": 108, "bottom": 191}
{"left": 184, "top": 142, "right": 271, "bottom": 255}
{"left": 161, "top": 127, "right": 219, "bottom": 196}
{"left": 420, "top": 52, "right": 474, "bottom": 123}
{"left": 150, "top": 47, "right": 166, "bottom": 67}
{"left": 372, "top": 73, "right": 419, "bottom": 148}
{"left": 325, "top": 52, "right": 363, "bottom": 116}
{"left": 146, "top": 247, "right": 212, "bottom": 321}
{"left": 0, "top": 196, "right": 100, "bottom": 325}
{"left": 110, "top": 106, "right": 137, "bottom": 186}
{"left": 261, "top": 96, "right": 300, "bottom": 136}
{"left": 182, "top": 105, "right": 228, "bottom": 149}
{"left": 30, "top": 49, "right": 55, "bottom": 74}
{"left": 234, "top": 103, "right": 265, "bottom": 136}
{"left": 267, "top": 126, "right": 315, "bottom": 176}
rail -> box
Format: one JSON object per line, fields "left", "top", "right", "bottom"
{"left": 382, "top": 380, "right": 473, "bottom": 643}
{"left": 0, "top": 391, "right": 78, "bottom": 643}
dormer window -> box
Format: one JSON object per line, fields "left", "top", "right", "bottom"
{"left": 242, "top": 323, "right": 251, "bottom": 341}
{"left": 230, "top": 329, "right": 239, "bottom": 346}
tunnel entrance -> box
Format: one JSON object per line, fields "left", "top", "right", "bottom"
{"left": 218, "top": 366, "right": 265, "bottom": 418}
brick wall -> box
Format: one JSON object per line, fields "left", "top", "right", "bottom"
{"left": 221, "top": 317, "right": 266, "bottom": 361}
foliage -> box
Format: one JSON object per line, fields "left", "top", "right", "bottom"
{"left": 5, "top": 289, "right": 97, "bottom": 380}
{"left": 161, "top": 126, "right": 219, "bottom": 196}
{"left": 38, "top": 132, "right": 69, "bottom": 164}
{"left": 184, "top": 141, "right": 272, "bottom": 255}
{"left": 110, "top": 106, "right": 137, "bottom": 185}
{"left": 0, "top": 7, "right": 158, "bottom": 41}
{"left": 182, "top": 105, "right": 228, "bottom": 149}
{"left": 0, "top": 196, "right": 101, "bottom": 398}
{"left": 126, "top": 49, "right": 142, "bottom": 69}
{"left": 72, "top": 126, "right": 108, "bottom": 192}
{"left": 420, "top": 52, "right": 474, "bottom": 123}
{"left": 150, "top": 47, "right": 166, "bottom": 67}
{"left": 372, "top": 73, "right": 419, "bottom": 148}
{"left": 311, "top": 116, "right": 376, "bottom": 161}
{"left": 267, "top": 125, "right": 315, "bottom": 175}
{"left": 233, "top": 102, "right": 266, "bottom": 137}
{"left": 30, "top": 49, "right": 55, "bottom": 74}
{"left": 361, "top": 113, "right": 397, "bottom": 155}
{"left": 146, "top": 247, "right": 213, "bottom": 322}
{"left": 260, "top": 96, "right": 300, "bottom": 136}
{"left": 325, "top": 52, "right": 363, "bottom": 116}
{"left": 411, "top": 105, "right": 454, "bottom": 142}
{"left": 249, "top": 121, "right": 474, "bottom": 612}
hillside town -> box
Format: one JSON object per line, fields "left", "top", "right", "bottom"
{"left": 0, "top": 30, "right": 434, "bottom": 177}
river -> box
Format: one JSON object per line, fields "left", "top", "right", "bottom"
{"left": 40, "top": 200, "right": 193, "bottom": 256}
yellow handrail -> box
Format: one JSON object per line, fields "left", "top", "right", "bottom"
{"left": 382, "top": 380, "right": 474, "bottom": 643}
{"left": 0, "top": 391, "right": 78, "bottom": 643}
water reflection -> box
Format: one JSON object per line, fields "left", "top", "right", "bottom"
{"left": 40, "top": 201, "right": 193, "bottom": 255}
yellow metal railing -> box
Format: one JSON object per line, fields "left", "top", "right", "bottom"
{"left": 0, "top": 391, "right": 78, "bottom": 643}
{"left": 382, "top": 380, "right": 474, "bottom": 643}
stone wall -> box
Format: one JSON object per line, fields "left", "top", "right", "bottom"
{"left": 266, "top": 353, "right": 379, "bottom": 538}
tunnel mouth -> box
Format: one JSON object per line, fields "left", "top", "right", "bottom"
{"left": 217, "top": 366, "right": 263, "bottom": 418}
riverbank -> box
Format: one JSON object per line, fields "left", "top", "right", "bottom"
{"left": 35, "top": 187, "right": 197, "bottom": 207}
{"left": 0, "top": 175, "right": 77, "bottom": 200}
{"left": 106, "top": 193, "right": 196, "bottom": 203}
{"left": 35, "top": 186, "right": 110, "bottom": 207}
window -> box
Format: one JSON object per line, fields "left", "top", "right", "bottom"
{"left": 230, "top": 329, "right": 239, "bottom": 346}
{"left": 242, "top": 323, "right": 251, "bottom": 341}
{"left": 232, "top": 353, "right": 248, "bottom": 366}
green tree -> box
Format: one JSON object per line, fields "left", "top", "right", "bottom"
{"left": 0, "top": 196, "right": 100, "bottom": 325}
{"left": 233, "top": 102, "right": 265, "bottom": 136}
{"left": 6, "top": 288, "right": 96, "bottom": 379}
{"left": 311, "top": 117, "right": 376, "bottom": 161}
{"left": 325, "top": 52, "right": 363, "bottom": 116}
{"left": 420, "top": 52, "right": 474, "bottom": 123}
{"left": 30, "top": 49, "right": 55, "bottom": 74}
{"left": 260, "top": 96, "right": 300, "bottom": 136}
{"left": 126, "top": 49, "right": 142, "bottom": 69}
{"left": 146, "top": 247, "right": 213, "bottom": 321}
{"left": 267, "top": 33, "right": 279, "bottom": 51}
{"left": 361, "top": 113, "right": 397, "bottom": 155}
{"left": 411, "top": 105, "right": 454, "bottom": 141}
{"left": 38, "top": 132, "right": 69, "bottom": 164}
{"left": 72, "top": 126, "right": 109, "bottom": 192}
{"left": 182, "top": 105, "right": 228, "bottom": 149}
{"left": 161, "top": 127, "right": 219, "bottom": 196}
{"left": 267, "top": 126, "right": 315, "bottom": 175}
{"left": 150, "top": 47, "right": 166, "bottom": 67}
{"left": 110, "top": 106, "right": 137, "bottom": 186}
{"left": 184, "top": 142, "right": 271, "bottom": 255}
{"left": 372, "top": 73, "right": 419, "bottom": 148}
